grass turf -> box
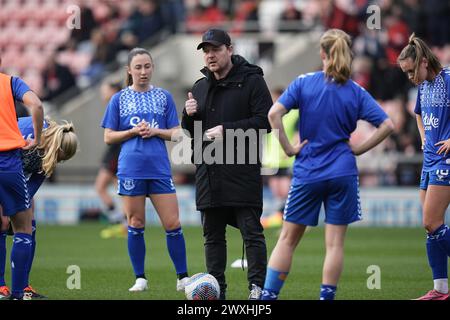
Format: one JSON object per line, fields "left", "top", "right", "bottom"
{"left": 2, "top": 224, "right": 432, "bottom": 300}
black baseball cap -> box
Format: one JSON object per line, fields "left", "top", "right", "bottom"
{"left": 197, "top": 29, "right": 231, "bottom": 50}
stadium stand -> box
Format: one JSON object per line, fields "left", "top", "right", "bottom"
{"left": 1, "top": 0, "right": 449, "bottom": 187}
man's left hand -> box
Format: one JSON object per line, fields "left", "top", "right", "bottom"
{"left": 205, "top": 125, "right": 223, "bottom": 140}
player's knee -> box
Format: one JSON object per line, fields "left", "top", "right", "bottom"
{"left": 325, "top": 241, "right": 344, "bottom": 252}
{"left": 10, "top": 209, "right": 32, "bottom": 229}
{"left": 163, "top": 218, "right": 181, "bottom": 231}
{"left": 128, "top": 216, "right": 145, "bottom": 228}
{"left": 279, "top": 231, "right": 299, "bottom": 248}
{"left": 95, "top": 179, "right": 106, "bottom": 193}
{"left": 10, "top": 220, "right": 32, "bottom": 234}
{"left": 422, "top": 218, "right": 443, "bottom": 234}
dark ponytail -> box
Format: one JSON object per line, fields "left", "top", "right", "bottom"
{"left": 398, "top": 33, "right": 442, "bottom": 83}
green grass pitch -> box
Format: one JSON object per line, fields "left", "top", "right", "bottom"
{"left": 2, "top": 224, "right": 432, "bottom": 300}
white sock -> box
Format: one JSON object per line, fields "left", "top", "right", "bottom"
{"left": 434, "top": 278, "right": 448, "bottom": 294}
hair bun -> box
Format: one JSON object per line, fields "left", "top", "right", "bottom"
{"left": 408, "top": 33, "right": 416, "bottom": 46}
{"left": 63, "top": 126, "right": 74, "bottom": 133}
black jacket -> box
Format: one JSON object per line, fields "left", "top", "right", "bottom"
{"left": 181, "top": 55, "right": 272, "bottom": 210}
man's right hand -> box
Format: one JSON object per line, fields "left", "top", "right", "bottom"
{"left": 185, "top": 92, "right": 198, "bottom": 116}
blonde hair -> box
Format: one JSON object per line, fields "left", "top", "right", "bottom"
{"left": 397, "top": 33, "right": 442, "bottom": 83}
{"left": 38, "top": 117, "right": 78, "bottom": 177}
{"left": 320, "top": 29, "right": 353, "bottom": 84}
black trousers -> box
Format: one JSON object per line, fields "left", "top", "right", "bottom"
{"left": 201, "top": 207, "right": 267, "bottom": 296}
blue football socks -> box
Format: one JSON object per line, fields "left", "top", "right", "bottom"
{"left": 127, "top": 226, "right": 146, "bottom": 278}
{"left": 432, "top": 224, "right": 450, "bottom": 257}
{"left": 25, "top": 220, "right": 36, "bottom": 286}
{"left": 166, "top": 227, "right": 188, "bottom": 276}
{"left": 320, "top": 284, "right": 337, "bottom": 300}
{"left": 261, "top": 267, "right": 289, "bottom": 300}
{"left": 426, "top": 229, "right": 448, "bottom": 281}
{"left": 10, "top": 233, "right": 32, "bottom": 299}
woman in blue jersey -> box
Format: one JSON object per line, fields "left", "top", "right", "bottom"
{"left": 398, "top": 34, "right": 450, "bottom": 300}
{"left": 0, "top": 116, "right": 78, "bottom": 299}
{"left": 101, "top": 47, "right": 189, "bottom": 293}
{"left": 260, "top": 29, "right": 394, "bottom": 300}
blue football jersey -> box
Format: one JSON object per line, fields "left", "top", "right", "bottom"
{"left": 414, "top": 67, "right": 450, "bottom": 172}
{"left": 101, "top": 86, "right": 179, "bottom": 179}
{"left": 278, "top": 71, "right": 388, "bottom": 184}
{"left": 18, "top": 116, "right": 48, "bottom": 141}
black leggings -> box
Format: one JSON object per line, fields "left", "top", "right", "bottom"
{"left": 201, "top": 207, "right": 267, "bottom": 296}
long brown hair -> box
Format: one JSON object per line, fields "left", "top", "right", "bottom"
{"left": 320, "top": 29, "right": 353, "bottom": 84}
{"left": 397, "top": 33, "right": 442, "bottom": 83}
{"left": 125, "top": 47, "right": 153, "bottom": 86}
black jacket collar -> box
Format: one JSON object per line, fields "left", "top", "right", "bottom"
{"left": 200, "top": 55, "right": 264, "bottom": 84}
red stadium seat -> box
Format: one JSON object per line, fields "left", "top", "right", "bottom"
{"left": 1, "top": 2, "right": 20, "bottom": 24}
{"left": 16, "top": 1, "right": 40, "bottom": 25}
{"left": 1, "top": 46, "right": 21, "bottom": 70}
{"left": 22, "top": 44, "right": 46, "bottom": 72}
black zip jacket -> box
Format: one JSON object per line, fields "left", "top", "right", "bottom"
{"left": 181, "top": 55, "right": 272, "bottom": 210}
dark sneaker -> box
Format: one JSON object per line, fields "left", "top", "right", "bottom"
{"left": 24, "top": 286, "right": 47, "bottom": 299}
{"left": 8, "top": 292, "right": 32, "bottom": 300}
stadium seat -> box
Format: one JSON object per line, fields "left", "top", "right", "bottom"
{"left": 0, "top": 46, "right": 21, "bottom": 71}
{"left": 22, "top": 69, "right": 44, "bottom": 97}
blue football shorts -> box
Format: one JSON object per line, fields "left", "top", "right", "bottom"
{"left": 27, "top": 173, "right": 46, "bottom": 199}
{"left": 0, "top": 150, "right": 31, "bottom": 216}
{"left": 117, "top": 178, "right": 176, "bottom": 196}
{"left": 420, "top": 169, "right": 450, "bottom": 190}
{"left": 283, "top": 175, "right": 362, "bottom": 226}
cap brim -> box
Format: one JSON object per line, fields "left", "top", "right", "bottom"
{"left": 197, "top": 41, "right": 224, "bottom": 50}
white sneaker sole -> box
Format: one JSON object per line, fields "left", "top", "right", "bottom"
{"left": 129, "top": 286, "right": 148, "bottom": 292}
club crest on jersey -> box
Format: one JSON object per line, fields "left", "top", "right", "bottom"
{"left": 122, "top": 179, "right": 136, "bottom": 191}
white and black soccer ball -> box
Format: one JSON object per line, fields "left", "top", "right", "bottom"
{"left": 185, "top": 273, "right": 220, "bottom": 300}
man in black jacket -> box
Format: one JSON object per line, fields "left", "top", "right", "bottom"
{"left": 181, "top": 28, "right": 272, "bottom": 300}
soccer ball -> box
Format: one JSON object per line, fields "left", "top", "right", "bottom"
{"left": 185, "top": 273, "right": 220, "bottom": 300}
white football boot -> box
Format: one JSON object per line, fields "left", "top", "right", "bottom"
{"left": 129, "top": 278, "right": 148, "bottom": 292}
{"left": 177, "top": 277, "right": 190, "bottom": 292}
